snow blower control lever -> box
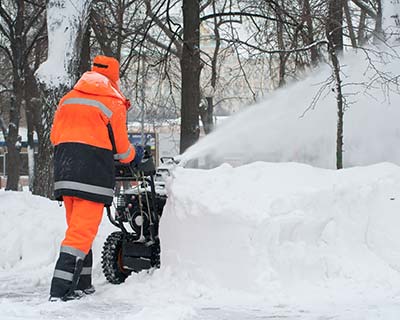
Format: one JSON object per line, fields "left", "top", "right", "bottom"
{"left": 101, "top": 146, "right": 167, "bottom": 284}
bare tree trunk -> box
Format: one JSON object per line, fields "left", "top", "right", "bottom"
{"left": 25, "top": 39, "right": 46, "bottom": 191}
{"left": 199, "top": 0, "right": 219, "bottom": 135}
{"left": 180, "top": 0, "right": 201, "bottom": 153}
{"left": 373, "top": 0, "right": 384, "bottom": 44}
{"left": 78, "top": 24, "right": 91, "bottom": 78}
{"left": 327, "top": 38, "right": 344, "bottom": 169}
{"left": 34, "top": 87, "right": 67, "bottom": 198}
{"left": 5, "top": 0, "right": 25, "bottom": 191}
{"left": 24, "top": 69, "right": 41, "bottom": 191}
{"left": 115, "top": 0, "right": 124, "bottom": 62}
{"left": 6, "top": 96, "right": 22, "bottom": 190}
{"left": 344, "top": 0, "right": 357, "bottom": 48}
{"left": 351, "top": 0, "right": 377, "bottom": 18}
{"left": 302, "top": 0, "right": 319, "bottom": 65}
{"left": 276, "top": 4, "right": 286, "bottom": 87}
{"left": 199, "top": 97, "right": 214, "bottom": 134}
{"left": 326, "top": 1, "right": 346, "bottom": 172}
{"left": 327, "top": 0, "right": 344, "bottom": 52}
{"left": 357, "top": 8, "right": 367, "bottom": 45}
{"left": 34, "top": 0, "right": 92, "bottom": 198}
{"left": 90, "top": 11, "right": 114, "bottom": 56}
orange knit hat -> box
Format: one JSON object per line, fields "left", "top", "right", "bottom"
{"left": 92, "top": 55, "right": 120, "bottom": 83}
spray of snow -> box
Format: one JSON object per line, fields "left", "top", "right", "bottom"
{"left": 181, "top": 48, "right": 400, "bottom": 169}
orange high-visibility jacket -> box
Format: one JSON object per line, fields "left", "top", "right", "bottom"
{"left": 51, "top": 71, "right": 135, "bottom": 205}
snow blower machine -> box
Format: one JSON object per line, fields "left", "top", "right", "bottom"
{"left": 101, "top": 146, "right": 169, "bottom": 284}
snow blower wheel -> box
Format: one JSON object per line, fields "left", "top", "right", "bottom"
{"left": 101, "top": 231, "right": 132, "bottom": 284}
{"left": 102, "top": 146, "right": 168, "bottom": 284}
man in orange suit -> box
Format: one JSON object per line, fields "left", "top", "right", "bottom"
{"left": 49, "top": 55, "right": 143, "bottom": 301}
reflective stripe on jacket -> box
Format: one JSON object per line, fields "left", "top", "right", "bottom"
{"left": 50, "top": 71, "right": 135, "bottom": 205}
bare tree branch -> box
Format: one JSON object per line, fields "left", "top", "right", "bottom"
{"left": 219, "top": 37, "right": 328, "bottom": 55}
{"left": 0, "top": 44, "right": 12, "bottom": 62}
{"left": 143, "top": 0, "right": 182, "bottom": 54}
{"left": 351, "top": 0, "right": 377, "bottom": 19}
{"left": 0, "top": 4, "right": 13, "bottom": 30}
{"left": 200, "top": 11, "right": 298, "bottom": 27}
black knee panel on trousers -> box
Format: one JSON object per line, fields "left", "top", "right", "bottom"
{"left": 77, "top": 249, "right": 93, "bottom": 290}
{"left": 50, "top": 250, "right": 84, "bottom": 298}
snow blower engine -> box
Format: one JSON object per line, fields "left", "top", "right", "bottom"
{"left": 101, "top": 146, "right": 167, "bottom": 284}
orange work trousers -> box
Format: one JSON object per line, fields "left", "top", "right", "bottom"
{"left": 61, "top": 196, "right": 104, "bottom": 254}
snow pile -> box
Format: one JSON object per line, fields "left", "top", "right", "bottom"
{"left": 181, "top": 50, "right": 400, "bottom": 169}
{"left": 161, "top": 162, "right": 400, "bottom": 307}
{"left": 0, "top": 191, "right": 63, "bottom": 271}
{"left": 0, "top": 191, "right": 113, "bottom": 288}
{"left": 2, "top": 162, "right": 400, "bottom": 318}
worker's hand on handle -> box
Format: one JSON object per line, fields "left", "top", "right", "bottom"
{"left": 131, "top": 145, "right": 144, "bottom": 167}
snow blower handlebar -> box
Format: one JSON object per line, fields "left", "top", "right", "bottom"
{"left": 103, "top": 145, "right": 166, "bottom": 283}
{"left": 115, "top": 145, "right": 156, "bottom": 180}
{"left": 107, "top": 145, "right": 156, "bottom": 232}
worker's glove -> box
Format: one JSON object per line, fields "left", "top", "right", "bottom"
{"left": 131, "top": 145, "right": 144, "bottom": 167}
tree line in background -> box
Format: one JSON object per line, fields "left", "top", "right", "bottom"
{"left": 0, "top": 0, "right": 392, "bottom": 197}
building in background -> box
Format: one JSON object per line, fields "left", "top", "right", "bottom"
{"left": 0, "top": 116, "right": 229, "bottom": 188}
{"left": 0, "top": 129, "right": 38, "bottom": 189}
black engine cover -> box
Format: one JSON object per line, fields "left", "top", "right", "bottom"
{"left": 121, "top": 240, "right": 157, "bottom": 272}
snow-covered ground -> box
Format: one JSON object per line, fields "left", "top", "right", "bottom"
{"left": 2, "top": 161, "right": 400, "bottom": 319}
{"left": 4, "top": 27, "right": 400, "bottom": 320}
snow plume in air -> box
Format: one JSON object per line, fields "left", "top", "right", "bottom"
{"left": 181, "top": 50, "right": 400, "bottom": 169}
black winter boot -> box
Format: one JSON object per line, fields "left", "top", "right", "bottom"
{"left": 77, "top": 249, "right": 95, "bottom": 295}
{"left": 49, "top": 246, "right": 86, "bottom": 301}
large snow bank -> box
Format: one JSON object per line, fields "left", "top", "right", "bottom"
{"left": 2, "top": 162, "right": 400, "bottom": 318}
{"left": 161, "top": 162, "right": 400, "bottom": 309}
{"left": 181, "top": 50, "right": 400, "bottom": 169}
